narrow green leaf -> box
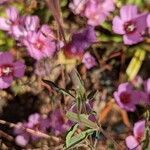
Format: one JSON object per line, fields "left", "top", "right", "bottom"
{"left": 65, "top": 128, "right": 95, "bottom": 149}
{"left": 42, "top": 79, "right": 75, "bottom": 98}
{"left": 126, "top": 49, "right": 146, "bottom": 81}
{"left": 70, "top": 70, "right": 85, "bottom": 96}
{"left": 66, "top": 111, "right": 98, "bottom": 129}
{"left": 87, "top": 90, "right": 97, "bottom": 100}
{"left": 66, "top": 124, "right": 78, "bottom": 148}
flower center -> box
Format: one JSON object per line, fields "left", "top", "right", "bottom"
{"left": 136, "top": 132, "right": 143, "bottom": 142}
{"left": 120, "top": 92, "right": 131, "bottom": 104}
{"left": 124, "top": 21, "right": 136, "bottom": 34}
{"left": 34, "top": 40, "right": 44, "bottom": 50}
{"left": 0, "top": 64, "right": 13, "bottom": 77}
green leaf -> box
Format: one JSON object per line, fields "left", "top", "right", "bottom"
{"left": 126, "top": 49, "right": 146, "bottom": 81}
{"left": 66, "top": 124, "right": 78, "bottom": 148}
{"left": 66, "top": 111, "right": 98, "bottom": 129}
{"left": 126, "top": 0, "right": 143, "bottom": 6}
{"left": 65, "top": 128, "right": 95, "bottom": 149}
{"left": 142, "top": 128, "right": 150, "bottom": 149}
{"left": 42, "top": 79, "right": 75, "bottom": 98}
{"left": 70, "top": 70, "right": 85, "bottom": 96}
{"left": 87, "top": 90, "right": 97, "bottom": 100}
{"left": 101, "top": 22, "right": 112, "bottom": 31}
{"left": 100, "top": 33, "right": 122, "bottom": 43}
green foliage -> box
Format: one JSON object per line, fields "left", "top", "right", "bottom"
{"left": 126, "top": 49, "right": 146, "bottom": 81}
{"left": 65, "top": 124, "right": 95, "bottom": 149}
{"left": 66, "top": 111, "right": 98, "bottom": 129}
{"left": 65, "top": 124, "right": 79, "bottom": 148}
{"left": 42, "top": 79, "right": 76, "bottom": 98}
{"left": 0, "top": 31, "right": 15, "bottom": 51}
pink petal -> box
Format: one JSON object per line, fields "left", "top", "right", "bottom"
{"left": 13, "top": 61, "right": 25, "bottom": 78}
{"left": 69, "top": 0, "right": 87, "bottom": 15}
{"left": 87, "top": 13, "right": 106, "bottom": 26}
{"left": 24, "top": 15, "right": 40, "bottom": 31}
{"left": 132, "top": 91, "right": 148, "bottom": 105}
{"left": 43, "top": 40, "right": 56, "bottom": 57}
{"left": 102, "top": 0, "right": 115, "bottom": 12}
{"left": 27, "top": 113, "right": 40, "bottom": 128}
{"left": 0, "top": 76, "right": 13, "bottom": 89}
{"left": 82, "top": 52, "right": 97, "bottom": 69}
{"left": 11, "top": 25, "right": 26, "bottom": 39}
{"left": 125, "top": 135, "right": 141, "bottom": 150}
{"left": 147, "top": 14, "right": 150, "bottom": 27}
{"left": 0, "top": 18, "right": 10, "bottom": 31}
{"left": 123, "top": 32, "right": 143, "bottom": 45}
{"left": 118, "top": 82, "right": 133, "bottom": 93}
{"left": 112, "top": 16, "right": 125, "bottom": 34}
{"left": 15, "top": 134, "right": 29, "bottom": 147}
{"left": 133, "top": 120, "right": 145, "bottom": 139}
{"left": 0, "top": 52, "right": 13, "bottom": 65}
{"left": 120, "top": 5, "right": 138, "bottom": 21}
{"left": 40, "top": 25, "right": 55, "bottom": 40}
{"left": 6, "top": 7, "right": 19, "bottom": 22}
{"left": 134, "top": 13, "right": 148, "bottom": 33}
{"left": 144, "top": 78, "right": 150, "bottom": 93}
{"left": 27, "top": 46, "right": 43, "bottom": 60}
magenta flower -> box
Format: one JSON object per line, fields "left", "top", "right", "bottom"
{"left": 14, "top": 113, "right": 50, "bottom": 147}
{"left": 125, "top": 120, "right": 145, "bottom": 150}
{"left": 113, "top": 5, "right": 148, "bottom": 45}
{"left": 113, "top": 82, "right": 147, "bottom": 112}
{"left": 64, "top": 25, "right": 96, "bottom": 59}
{"left": 82, "top": 52, "right": 97, "bottom": 69}
{"left": 49, "top": 108, "right": 71, "bottom": 136}
{"left": 0, "top": 7, "right": 23, "bottom": 39}
{"left": 0, "top": 52, "right": 25, "bottom": 89}
{"left": 23, "top": 29, "right": 56, "bottom": 60}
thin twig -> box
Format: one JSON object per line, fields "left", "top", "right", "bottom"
{"left": 0, "top": 119, "right": 50, "bottom": 139}
{"left": 0, "top": 130, "right": 14, "bottom": 141}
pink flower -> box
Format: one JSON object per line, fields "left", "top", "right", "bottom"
{"left": 147, "top": 14, "right": 150, "bottom": 27}
{"left": 125, "top": 120, "right": 145, "bottom": 150}
{"left": 0, "top": 52, "right": 25, "bottom": 89}
{"left": 40, "top": 25, "right": 56, "bottom": 40}
{"left": 23, "top": 29, "right": 56, "bottom": 60}
{"left": 113, "top": 82, "right": 147, "bottom": 112}
{"left": 0, "top": 7, "right": 23, "bottom": 39}
{"left": 0, "top": 0, "right": 13, "bottom": 4}
{"left": 19, "top": 15, "right": 40, "bottom": 39}
{"left": 112, "top": 5, "right": 148, "bottom": 45}
{"left": 82, "top": 52, "right": 97, "bottom": 69}
{"left": 144, "top": 78, "right": 150, "bottom": 104}
{"left": 69, "top": 0, "right": 115, "bottom": 26}
{"left": 49, "top": 108, "right": 71, "bottom": 136}
{"left": 22, "top": 16, "right": 40, "bottom": 32}
{"left": 69, "top": 0, "right": 87, "bottom": 15}
{"left": 84, "top": 0, "right": 114, "bottom": 26}
{"left": 14, "top": 113, "right": 50, "bottom": 147}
